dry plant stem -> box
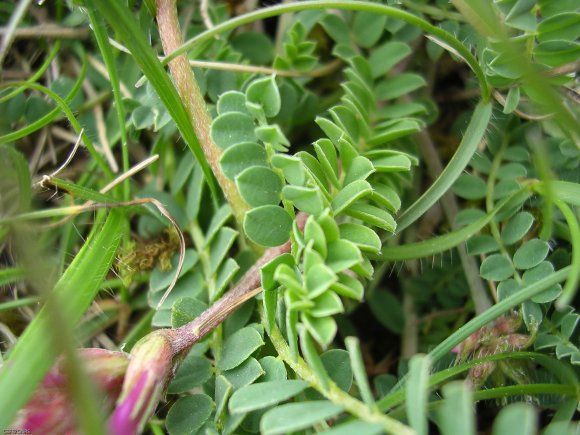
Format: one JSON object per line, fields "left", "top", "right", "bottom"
{"left": 0, "top": 25, "right": 90, "bottom": 39}
{"left": 156, "top": 0, "right": 248, "bottom": 226}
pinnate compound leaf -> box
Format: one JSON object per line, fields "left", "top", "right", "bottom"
{"left": 246, "top": 75, "right": 281, "bottom": 118}
{"left": 466, "top": 235, "right": 499, "bottom": 255}
{"left": 261, "top": 401, "right": 343, "bottom": 435}
{"left": 513, "top": 239, "right": 550, "bottom": 270}
{"left": 501, "top": 211, "right": 534, "bottom": 245}
{"left": 283, "top": 185, "right": 325, "bottom": 215}
{"left": 537, "top": 12, "right": 580, "bottom": 42}
{"left": 339, "top": 222, "right": 381, "bottom": 253}
{"left": 302, "top": 314, "right": 337, "bottom": 348}
{"left": 211, "top": 112, "right": 256, "bottom": 149}
{"left": 236, "top": 166, "right": 282, "bottom": 207}
{"left": 332, "top": 180, "right": 373, "bottom": 215}
{"left": 452, "top": 173, "right": 487, "bottom": 200}
{"left": 223, "top": 357, "right": 265, "bottom": 390}
{"left": 480, "top": 254, "right": 514, "bottom": 281}
{"left": 171, "top": 297, "right": 208, "bottom": 328}
{"left": 217, "top": 91, "right": 249, "bottom": 115}
{"left": 369, "top": 41, "right": 411, "bottom": 78}
{"left": 323, "top": 421, "right": 383, "bottom": 435}
{"left": 166, "top": 394, "right": 214, "bottom": 435}
{"left": 220, "top": 142, "right": 267, "bottom": 180}
{"left": 244, "top": 205, "right": 292, "bottom": 247}
{"left": 217, "top": 327, "right": 264, "bottom": 371}
{"left": 168, "top": 352, "right": 212, "bottom": 394}
{"left": 229, "top": 380, "right": 309, "bottom": 414}
{"left": 353, "top": 12, "right": 387, "bottom": 48}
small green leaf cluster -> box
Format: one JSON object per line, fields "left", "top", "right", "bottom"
{"left": 476, "top": 1, "right": 578, "bottom": 118}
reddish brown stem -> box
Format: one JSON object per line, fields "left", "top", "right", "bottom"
{"left": 167, "top": 212, "right": 308, "bottom": 355}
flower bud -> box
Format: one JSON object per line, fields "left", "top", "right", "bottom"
{"left": 11, "top": 348, "right": 129, "bottom": 434}
{"left": 109, "top": 330, "right": 175, "bottom": 435}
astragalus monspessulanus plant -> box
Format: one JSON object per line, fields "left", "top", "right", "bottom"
{"left": 0, "top": 0, "right": 578, "bottom": 434}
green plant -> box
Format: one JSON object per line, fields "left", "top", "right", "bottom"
{"left": 0, "top": 0, "right": 578, "bottom": 434}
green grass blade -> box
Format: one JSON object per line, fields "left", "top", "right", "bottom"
{"left": 396, "top": 101, "right": 492, "bottom": 232}
{"left": 85, "top": 7, "right": 130, "bottom": 201}
{"left": 87, "top": 0, "right": 218, "bottom": 199}
{"left": 379, "top": 352, "right": 578, "bottom": 411}
{"left": 0, "top": 41, "right": 60, "bottom": 104}
{"left": 427, "top": 266, "right": 571, "bottom": 364}
{"left": 553, "top": 199, "right": 580, "bottom": 308}
{"left": 0, "top": 81, "right": 113, "bottom": 179}
{"left": 374, "top": 188, "right": 530, "bottom": 261}
{"left": 0, "top": 55, "right": 87, "bottom": 143}
{"left": 535, "top": 181, "right": 580, "bottom": 207}
{"left": 0, "top": 210, "right": 124, "bottom": 428}
{"left": 0, "top": 267, "right": 25, "bottom": 287}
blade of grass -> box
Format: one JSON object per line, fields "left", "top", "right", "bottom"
{"left": 0, "top": 267, "right": 25, "bottom": 287}
{"left": 379, "top": 351, "right": 578, "bottom": 411}
{"left": 553, "top": 199, "right": 580, "bottom": 308}
{"left": 427, "top": 266, "right": 571, "bottom": 364}
{"left": 0, "top": 209, "right": 124, "bottom": 429}
{"left": 0, "top": 297, "right": 40, "bottom": 312}
{"left": 84, "top": 8, "right": 130, "bottom": 201}
{"left": 0, "top": 55, "right": 87, "bottom": 142}
{"left": 373, "top": 188, "right": 530, "bottom": 261}
{"left": 0, "top": 41, "right": 60, "bottom": 104}
{"left": 84, "top": 0, "right": 218, "bottom": 200}
{"left": 396, "top": 101, "right": 492, "bottom": 233}
{"left": 0, "top": 81, "right": 113, "bottom": 180}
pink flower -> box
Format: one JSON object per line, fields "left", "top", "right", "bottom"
{"left": 10, "top": 348, "right": 130, "bottom": 434}
{"left": 108, "top": 330, "right": 175, "bottom": 435}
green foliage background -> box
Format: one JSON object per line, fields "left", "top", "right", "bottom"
{"left": 0, "top": 0, "right": 578, "bottom": 434}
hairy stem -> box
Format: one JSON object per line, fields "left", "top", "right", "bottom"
{"left": 155, "top": 0, "right": 248, "bottom": 226}
{"left": 415, "top": 129, "right": 492, "bottom": 314}
{"left": 264, "top": 310, "right": 415, "bottom": 435}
